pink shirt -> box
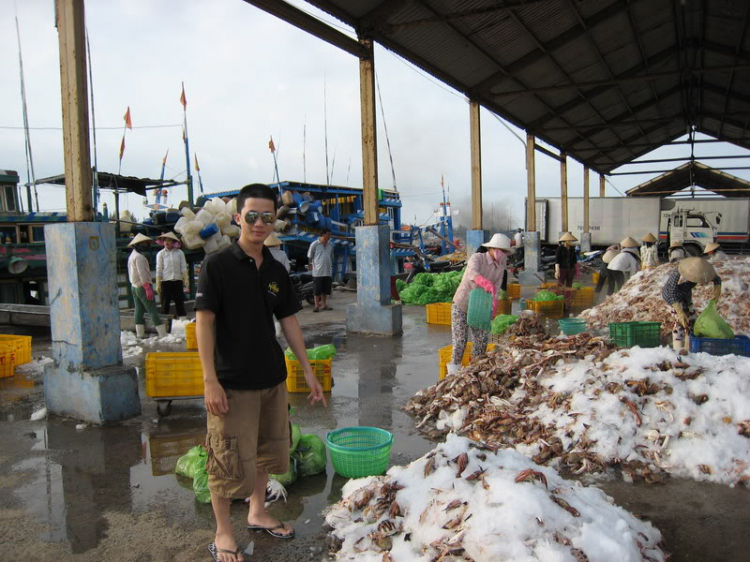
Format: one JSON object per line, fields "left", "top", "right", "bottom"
{"left": 452, "top": 252, "right": 507, "bottom": 312}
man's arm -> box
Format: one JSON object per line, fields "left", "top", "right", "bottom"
{"left": 197, "top": 309, "right": 228, "bottom": 416}
{"left": 280, "top": 315, "right": 327, "bottom": 407}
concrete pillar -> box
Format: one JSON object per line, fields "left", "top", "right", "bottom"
{"left": 43, "top": 223, "right": 140, "bottom": 423}
{"left": 347, "top": 224, "right": 402, "bottom": 335}
{"left": 359, "top": 37, "right": 378, "bottom": 226}
{"left": 581, "top": 232, "right": 592, "bottom": 253}
{"left": 466, "top": 229, "right": 488, "bottom": 257}
{"left": 517, "top": 231, "right": 544, "bottom": 285}
{"left": 45, "top": 0, "right": 140, "bottom": 424}
{"left": 583, "top": 165, "right": 590, "bottom": 235}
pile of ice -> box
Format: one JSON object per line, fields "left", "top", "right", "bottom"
{"left": 325, "top": 434, "right": 667, "bottom": 562}
{"left": 15, "top": 356, "right": 53, "bottom": 376}
{"left": 174, "top": 197, "right": 239, "bottom": 254}
{"left": 580, "top": 258, "right": 750, "bottom": 339}
{"left": 121, "top": 329, "right": 183, "bottom": 358}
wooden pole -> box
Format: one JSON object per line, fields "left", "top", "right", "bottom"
{"left": 56, "top": 0, "right": 93, "bottom": 222}
{"left": 526, "top": 134, "right": 536, "bottom": 231}
{"left": 599, "top": 173, "right": 606, "bottom": 197}
{"left": 560, "top": 152, "right": 568, "bottom": 233}
{"left": 359, "top": 38, "right": 378, "bottom": 226}
{"left": 469, "top": 100, "right": 482, "bottom": 230}
{"left": 583, "top": 165, "right": 590, "bottom": 233}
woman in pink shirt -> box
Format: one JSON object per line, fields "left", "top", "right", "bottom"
{"left": 448, "top": 233, "right": 514, "bottom": 375}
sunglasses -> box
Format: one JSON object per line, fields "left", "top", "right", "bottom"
{"left": 244, "top": 211, "right": 276, "bottom": 225}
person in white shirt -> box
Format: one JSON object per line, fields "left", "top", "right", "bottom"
{"left": 703, "top": 242, "right": 728, "bottom": 263}
{"left": 127, "top": 234, "right": 168, "bottom": 338}
{"left": 640, "top": 232, "right": 659, "bottom": 269}
{"left": 668, "top": 241, "right": 688, "bottom": 262}
{"left": 307, "top": 229, "right": 334, "bottom": 312}
{"left": 264, "top": 233, "right": 290, "bottom": 272}
{"left": 156, "top": 232, "right": 189, "bottom": 319}
{"left": 607, "top": 236, "right": 641, "bottom": 292}
{"left": 513, "top": 228, "right": 524, "bottom": 261}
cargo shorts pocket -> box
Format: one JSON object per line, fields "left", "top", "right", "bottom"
{"left": 206, "top": 435, "right": 243, "bottom": 481}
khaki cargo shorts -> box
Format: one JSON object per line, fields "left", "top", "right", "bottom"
{"left": 206, "top": 382, "right": 290, "bottom": 499}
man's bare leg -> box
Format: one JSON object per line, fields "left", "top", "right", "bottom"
{"left": 321, "top": 294, "right": 328, "bottom": 309}
{"left": 211, "top": 492, "right": 243, "bottom": 561}
{"left": 246, "top": 470, "right": 293, "bottom": 537}
{"left": 313, "top": 294, "right": 321, "bottom": 310}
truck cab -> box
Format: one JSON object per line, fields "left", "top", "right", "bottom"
{"left": 662, "top": 208, "right": 719, "bottom": 255}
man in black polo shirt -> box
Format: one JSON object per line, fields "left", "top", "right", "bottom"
{"left": 196, "top": 183, "right": 326, "bottom": 562}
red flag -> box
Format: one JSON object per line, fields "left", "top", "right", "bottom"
{"left": 119, "top": 136, "right": 126, "bottom": 161}
{"left": 194, "top": 153, "right": 200, "bottom": 172}
{"left": 123, "top": 106, "right": 132, "bottom": 129}
{"left": 162, "top": 149, "right": 169, "bottom": 166}
{"left": 180, "top": 83, "right": 187, "bottom": 108}
{"left": 269, "top": 136, "right": 276, "bottom": 153}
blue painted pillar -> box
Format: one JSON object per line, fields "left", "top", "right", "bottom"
{"left": 43, "top": 223, "right": 141, "bottom": 424}
{"left": 518, "top": 231, "right": 545, "bottom": 285}
{"left": 580, "top": 232, "right": 592, "bottom": 253}
{"left": 346, "top": 224, "right": 402, "bottom": 335}
{"left": 466, "top": 229, "right": 488, "bottom": 257}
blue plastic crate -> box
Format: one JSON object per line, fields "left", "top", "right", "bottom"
{"left": 689, "top": 335, "right": 750, "bottom": 357}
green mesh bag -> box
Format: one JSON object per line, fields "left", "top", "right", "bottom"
{"left": 466, "top": 289, "right": 493, "bottom": 331}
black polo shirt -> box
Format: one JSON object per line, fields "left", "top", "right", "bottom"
{"left": 195, "top": 242, "right": 301, "bottom": 390}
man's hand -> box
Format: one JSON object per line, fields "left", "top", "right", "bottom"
{"left": 554, "top": 264, "right": 560, "bottom": 280}
{"left": 155, "top": 278, "right": 162, "bottom": 296}
{"left": 182, "top": 274, "right": 190, "bottom": 291}
{"left": 304, "top": 369, "right": 327, "bottom": 407}
{"left": 204, "top": 379, "right": 229, "bottom": 416}
{"left": 143, "top": 283, "right": 155, "bottom": 301}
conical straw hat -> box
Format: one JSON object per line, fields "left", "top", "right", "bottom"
{"left": 641, "top": 233, "right": 657, "bottom": 243}
{"left": 128, "top": 233, "right": 153, "bottom": 247}
{"left": 620, "top": 236, "right": 639, "bottom": 248}
{"left": 558, "top": 232, "right": 578, "bottom": 242}
{"left": 157, "top": 232, "right": 180, "bottom": 242}
{"left": 602, "top": 249, "right": 619, "bottom": 263}
{"left": 669, "top": 240, "right": 683, "bottom": 249}
{"left": 264, "top": 232, "right": 282, "bottom": 247}
{"left": 678, "top": 257, "right": 716, "bottom": 284}
{"left": 703, "top": 242, "right": 720, "bottom": 254}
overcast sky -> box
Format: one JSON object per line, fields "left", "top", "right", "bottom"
{"left": 1, "top": 0, "right": 748, "bottom": 228}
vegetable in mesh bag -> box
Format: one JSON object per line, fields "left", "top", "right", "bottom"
{"left": 395, "top": 279, "right": 407, "bottom": 294}
{"left": 399, "top": 283, "right": 426, "bottom": 304}
{"left": 175, "top": 445, "right": 207, "bottom": 479}
{"left": 491, "top": 314, "right": 519, "bottom": 335}
{"left": 533, "top": 290, "right": 558, "bottom": 302}
{"left": 270, "top": 457, "right": 298, "bottom": 487}
{"left": 694, "top": 299, "right": 735, "bottom": 339}
{"left": 415, "top": 288, "right": 443, "bottom": 305}
{"left": 292, "top": 434, "right": 327, "bottom": 477}
{"left": 466, "top": 288, "right": 493, "bottom": 331}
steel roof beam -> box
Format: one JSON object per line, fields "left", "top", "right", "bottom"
{"left": 358, "top": 0, "right": 411, "bottom": 33}
{"left": 243, "top": 0, "right": 367, "bottom": 58}
{"left": 592, "top": 155, "right": 750, "bottom": 166}
{"left": 611, "top": 166, "right": 750, "bottom": 176}
{"left": 718, "top": 2, "right": 750, "bottom": 138}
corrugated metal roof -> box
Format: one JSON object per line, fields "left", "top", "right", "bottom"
{"left": 299, "top": 0, "right": 750, "bottom": 173}
{"left": 627, "top": 162, "right": 750, "bottom": 197}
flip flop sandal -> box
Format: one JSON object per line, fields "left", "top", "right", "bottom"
{"left": 323, "top": 306, "right": 333, "bottom": 310}
{"left": 208, "top": 542, "right": 244, "bottom": 562}
{"left": 246, "top": 522, "right": 295, "bottom": 539}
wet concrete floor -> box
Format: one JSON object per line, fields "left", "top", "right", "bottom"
{"left": 0, "top": 290, "right": 748, "bottom": 561}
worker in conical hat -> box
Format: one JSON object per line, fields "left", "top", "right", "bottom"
{"left": 703, "top": 242, "right": 728, "bottom": 263}
{"left": 662, "top": 257, "right": 722, "bottom": 351}
{"left": 555, "top": 232, "right": 578, "bottom": 288}
{"left": 640, "top": 233, "right": 659, "bottom": 270}
{"left": 156, "top": 232, "right": 189, "bottom": 321}
{"left": 594, "top": 249, "right": 619, "bottom": 299}
{"left": 127, "top": 233, "right": 169, "bottom": 339}
{"left": 447, "top": 233, "right": 513, "bottom": 376}
{"left": 264, "top": 233, "right": 290, "bottom": 273}
{"left": 607, "top": 236, "right": 641, "bottom": 292}
{"left": 668, "top": 240, "right": 688, "bottom": 263}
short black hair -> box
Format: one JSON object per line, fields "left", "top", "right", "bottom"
{"left": 236, "top": 183, "right": 277, "bottom": 214}
{"left": 320, "top": 228, "right": 331, "bottom": 236}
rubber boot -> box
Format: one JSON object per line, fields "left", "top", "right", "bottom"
{"left": 672, "top": 337, "right": 683, "bottom": 352}
{"left": 446, "top": 363, "right": 461, "bottom": 376}
{"left": 135, "top": 324, "right": 146, "bottom": 339}
{"left": 156, "top": 324, "right": 168, "bottom": 338}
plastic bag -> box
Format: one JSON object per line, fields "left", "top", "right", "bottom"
{"left": 491, "top": 314, "right": 519, "bottom": 335}
{"left": 270, "top": 457, "right": 298, "bottom": 487}
{"left": 192, "top": 469, "right": 211, "bottom": 503}
{"left": 694, "top": 300, "right": 734, "bottom": 339}
{"left": 572, "top": 282, "right": 583, "bottom": 290}
{"left": 284, "top": 344, "right": 337, "bottom": 361}
{"left": 534, "top": 290, "right": 558, "bottom": 302}
{"left": 175, "top": 445, "right": 207, "bottom": 479}
{"left": 290, "top": 423, "right": 301, "bottom": 454}
{"left": 292, "top": 434, "right": 327, "bottom": 477}
{"left": 466, "top": 288, "right": 493, "bottom": 332}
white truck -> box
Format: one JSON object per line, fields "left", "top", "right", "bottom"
{"left": 531, "top": 197, "right": 750, "bottom": 255}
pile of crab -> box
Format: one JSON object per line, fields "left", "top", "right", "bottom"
{"left": 407, "top": 335, "right": 750, "bottom": 486}
{"left": 325, "top": 434, "right": 668, "bottom": 562}
{"left": 579, "top": 257, "right": 750, "bottom": 340}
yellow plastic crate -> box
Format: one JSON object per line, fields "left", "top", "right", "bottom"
{"left": 438, "top": 342, "right": 496, "bottom": 380}
{"left": 540, "top": 282, "right": 558, "bottom": 289}
{"left": 507, "top": 284, "right": 521, "bottom": 300}
{"left": 0, "top": 343, "right": 18, "bottom": 379}
{"left": 285, "top": 357, "right": 333, "bottom": 393}
{"left": 495, "top": 298, "right": 513, "bottom": 316}
{"left": 145, "top": 352, "right": 204, "bottom": 398}
{"left": 0, "top": 335, "right": 32, "bottom": 365}
{"left": 593, "top": 272, "right": 600, "bottom": 285}
{"left": 185, "top": 322, "right": 197, "bottom": 350}
{"left": 425, "top": 302, "right": 452, "bottom": 325}
{"left": 526, "top": 299, "right": 565, "bottom": 319}
{"left": 571, "top": 287, "right": 595, "bottom": 307}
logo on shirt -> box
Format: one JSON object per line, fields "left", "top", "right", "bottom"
{"left": 268, "top": 281, "right": 280, "bottom": 295}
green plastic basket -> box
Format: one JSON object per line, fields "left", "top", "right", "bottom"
{"left": 326, "top": 427, "right": 394, "bottom": 478}
{"left": 467, "top": 288, "right": 493, "bottom": 332}
{"left": 559, "top": 318, "right": 586, "bottom": 336}
{"left": 609, "top": 322, "right": 662, "bottom": 348}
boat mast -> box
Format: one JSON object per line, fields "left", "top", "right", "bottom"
{"left": 15, "top": 15, "right": 37, "bottom": 212}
